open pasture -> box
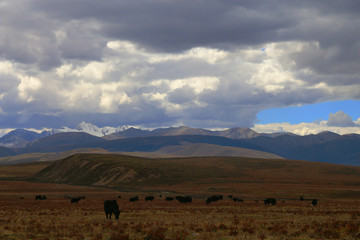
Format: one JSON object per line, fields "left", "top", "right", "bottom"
{"left": 0, "top": 181, "right": 359, "bottom": 240}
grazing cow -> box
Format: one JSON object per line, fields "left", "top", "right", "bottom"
{"left": 35, "top": 195, "right": 47, "bottom": 200}
{"left": 175, "top": 196, "right": 192, "bottom": 203}
{"left": 311, "top": 199, "right": 318, "bottom": 206}
{"left": 129, "top": 196, "right": 139, "bottom": 202}
{"left": 264, "top": 198, "right": 276, "bottom": 205}
{"left": 71, "top": 197, "right": 81, "bottom": 203}
{"left": 165, "top": 197, "right": 174, "bottom": 201}
{"left": 145, "top": 196, "right": 155, "bottom": 201}
{"left": 70, "top": 196, "right": 85, "bottom": 203}
{"left": 232, "top": 197, "right": 244, "bottom": 202}
{"left": 206, "top": 195, "right": 223, "bottom": 204}
{"left": 104, "top": 200, "right": 120, "bottom": 219}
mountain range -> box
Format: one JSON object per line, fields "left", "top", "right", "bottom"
{"left": 0, "top": 123, "right": 359, "bottom": 166}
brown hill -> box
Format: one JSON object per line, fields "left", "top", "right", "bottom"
{"left": 32, "top": 153, "right": 360, "bottom": 198}
{"left": 156, "top": 143, "right": 281, "bottom": 159}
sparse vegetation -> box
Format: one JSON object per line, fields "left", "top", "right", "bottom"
{"left": 0, "top": 194, "right": 359, "bottom": 240}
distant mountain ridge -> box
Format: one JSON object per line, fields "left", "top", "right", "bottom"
{"left": 0, "top": 124, "right": 262, "bottom": 148}
{"left": 0, "top": 122, "right": 129, "bottom": 148}
{"left": 104, "top": 126, "right": 260, "bottom": 140}
{"left": 0, "top": 123, "right": 360, "bottom": 166}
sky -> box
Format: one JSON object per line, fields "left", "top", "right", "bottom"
{"left": 0, "top": 0, "right": 360, "bottom": 135}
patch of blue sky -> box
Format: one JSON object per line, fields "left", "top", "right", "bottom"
{"left": 257, "top": 100, "right": 360, "bottom": 124}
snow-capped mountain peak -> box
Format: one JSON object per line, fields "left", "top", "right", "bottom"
{"left": 74, "top": 122, "right": 129, "bottom": 137}
{"left": 45, "top": 122, "right": 130, "bottom": 137}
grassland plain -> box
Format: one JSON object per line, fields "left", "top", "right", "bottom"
{"left": 0, "top": 153, "right": 359, "bottom": 239}
{"left": 0, "top": 191, "right": 359, "bottom": 240}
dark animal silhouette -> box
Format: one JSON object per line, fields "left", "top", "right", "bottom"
{"left": 145, "top": 196, "right": 154, "bottom": 201}
{"left": 117, "top": 195, "right": 121, "bottom": 199}
{"left": 104, "top": 200, "right": 120, "bottom": 219}
{"left": 175, "top": 195, "right": 192, "bottom": 203}
{"left": 35, "top": 195, "right": 47, "bottom": 200}
{"left": 264, "top": 198, "right": 276, "bottom": 205}
{"left": 206, "top": 195, "right": 223, "bottom": 204}
{"left": 300, "top": 196, "right": 304, "bottom": 201}
{"left": 311, "top": 199, "right": 318, "bottom": 206}
{"left": 129, "top": 196, "right": 139, "bottom": 202}
{"left": 165, "top": 197, "right": 174, "bottom": 201}
{"left": 232, "top": 197, "right": 243, "bottom": 202}
{"left": 70, "top": 196, "right": 85, "bottom": 203}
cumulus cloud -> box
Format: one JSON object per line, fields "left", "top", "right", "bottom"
{"left": 0, "top": 0, "right": 360, "bottom": 129}
{"left": 253, "top": 111, "right": 360, "bottom": 136}
{"left": 327, "top": 111, "right": 356, "bottom": 127}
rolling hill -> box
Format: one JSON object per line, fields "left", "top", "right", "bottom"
{"left": 32, "top": 153, "right": 360, "bottom": 198}
{"left": 88, "top": 135, "right": 270, "bottom": 153}
{"left": 154, "top": 143, "right": 281, "bottom": 159}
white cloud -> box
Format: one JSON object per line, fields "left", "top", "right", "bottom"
{"left": 148, "top": 47, "right": 228, "bottom": 64}
{"left": 0, "top": 61, "right": 14, "bottom": 75}
{"left": 17, "top": 75, "right": 42, "bottom": 102}
{"left": 253, "top": 119, "right": 360, "bottom": 136}
{"left": 73, "top": 61, "right": 114, "bottom": 81}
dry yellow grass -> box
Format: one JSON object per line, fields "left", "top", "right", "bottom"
{"left": 0, "top": 193, "right": 359, "bottom": 240}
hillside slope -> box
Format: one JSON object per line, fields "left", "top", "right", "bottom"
{"left": 156, "top": 143, "right": 282, "bottom": 159}
{"left": 33, "top": 153, "right": 360, "bottom": 198}
{"left": 89, "top": 135, "right": 270, "bottom": 153}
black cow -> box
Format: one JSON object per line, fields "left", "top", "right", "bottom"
{"left": 129, "top": 196, "right": 139, "bottom": 202}
{"left": 311, "top": 199, "right": 318, "bottom": 206}
{"left": 232, "top": 197, "right": 244, "bottom": 202}
{"left": 165, "top": 197, "right": 174, "bottom": 201}
{"left": 145, "top": 196, "right": 155, "bottom": 201}
{"left": 117, "top": 195, "right": 121, "bottom": 199}
{"left": 70, "top": 196, "right": 85, "bottom": 203}
{"left": 264, "top": 198, "right": 276, "bottom": 205}
{"left": 175, "top": 196, "right": 192, "bottom": 203}
{"left": 35, "top": 195, "right": 47, "bottom": 200}
{"left": 206, "top": 195, "right": 223, "bottom": 204}
{"left": 104, "top": 200, "right": 120, "bottom": 219}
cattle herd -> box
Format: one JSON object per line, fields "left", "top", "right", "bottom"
{"left": 34, "top": 193, "right": 318, "bottom": 219}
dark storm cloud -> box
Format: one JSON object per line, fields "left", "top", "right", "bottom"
{"left": 1, "top": 0, "right": 360, "bottom": 130}
{"left": 32, "top": 0, "right": 293, "bottom": 52}
{"left": 27, "top": 0, "right": 360, "bottom": 81}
